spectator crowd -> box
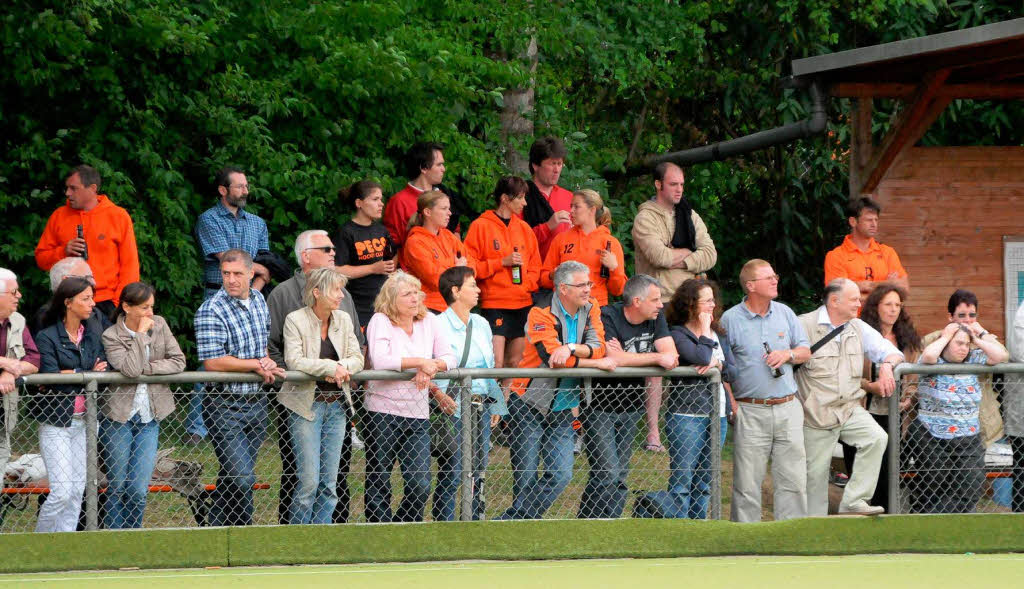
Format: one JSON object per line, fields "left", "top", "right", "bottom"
{"left": 2, "top": 137, "right": 1023, "bottom": 532}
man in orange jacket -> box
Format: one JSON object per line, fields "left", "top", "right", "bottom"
{"left": 34, "top": 165, "right": 140, "bottom": 314}
{"left": 499, "top": 260, "right": 616, "bottom": 520}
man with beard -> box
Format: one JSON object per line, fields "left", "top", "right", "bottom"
{"left": 190, "top": 167, "right": 272, "bottom": 442}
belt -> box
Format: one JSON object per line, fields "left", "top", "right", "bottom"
{"left": 315, "top": 392, "right": 345, "bottom": 403}
{"left": 736, "top": 394, "right": 796, "bottom": 406}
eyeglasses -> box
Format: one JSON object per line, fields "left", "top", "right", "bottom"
{"left": 305, "top": 246, "right": 336, "bottom": 253}
{"left": 229, "top": 184, "right": 249, "bottom": 191}
{"left": 566, "top": 281, "right": 594, "bottom": 289}
{"left": 750, "top": 274, "right": 781, "bottom": 282}
{"left": 954, "top": 312, "right": 978, "bottom": 319}
{"left": 0, "top": 289, "right": 20, "bottom": 298}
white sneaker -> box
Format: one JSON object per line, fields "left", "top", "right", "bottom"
{"left": 351, "top": 429, "right": 365, "bottom": 451}
{"left": 838, "top": 501, "right": 884, "bottom": 516}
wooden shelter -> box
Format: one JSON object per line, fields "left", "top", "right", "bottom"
{"left": 792, "top": 18, "right": 1024, "bottom": 340}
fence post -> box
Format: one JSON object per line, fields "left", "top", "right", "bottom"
{"left": 888, "top": 369, "right": 902, "bottom": 514}
{"left": 458, "top": 375, "right": 474, "bottom": 522}
{"left": 708, "top": 369, "right": 722, "bottom": 520}
{"left": 84, "top": 378, "right": 99, "bottom": 531}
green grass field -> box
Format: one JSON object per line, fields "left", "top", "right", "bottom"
{"left": 4, "top": 554, "right": 1024, "bottom": 588}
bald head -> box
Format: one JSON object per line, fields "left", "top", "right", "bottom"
{"left": 825, "top": 278, "right": 861, "bottom": 323}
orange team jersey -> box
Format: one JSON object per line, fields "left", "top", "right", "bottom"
{"left": 823, "top": 234, "right": 908, "bottom": 286}
{"left": 539, "top": 225, "right": 626, "bottom": 307}
{"left": 464, "top": 210, "right": 542, "bottom": 310}
{"left": 509, "top": 294, "right": 606, "bottom": 398}
{"left": 400, "top": 225, "right": 476, "bottom": 312}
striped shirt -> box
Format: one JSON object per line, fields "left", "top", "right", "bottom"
{"left": 195, "top": 203, "right": 269, "bottom": 286}
{"left": 194, "top": 288, "right": 271, "bottom": 394}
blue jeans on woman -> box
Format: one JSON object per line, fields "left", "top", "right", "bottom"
{"left": 287, "top": 400, "right": 346, "bottom": 524}
{"left": 363, "top": 411, "right": 431, "bottom": 523}
{"left": 431, "top": 410, "right": 494, "bottom": 521}
{"left": 664, "top": 414, "right": 728, "bottom": 520}
{"left": 99, "top": 415, "right": 160, "bottom": 529}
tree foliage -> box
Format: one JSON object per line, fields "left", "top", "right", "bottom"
{"left": 1, "top": 0, "right": 1021, "bottom": 353}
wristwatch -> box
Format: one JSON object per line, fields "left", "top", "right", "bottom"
{"left": 568, "top": 343, "right": 578, "bottom": 355}
{"left": 788, "top": 350, "right": 795, "bottom": 363}
{"left": 977, "top": 330, "right": 989, "bottom": 338}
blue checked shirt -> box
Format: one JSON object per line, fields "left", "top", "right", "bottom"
{"left": 195, "top": 203, "right": 270, "bottom": 286}
{"left": 194, "top": 288, "right": 271, "bottom": 394}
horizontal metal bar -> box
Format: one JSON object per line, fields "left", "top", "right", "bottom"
{"left": 20, "top": 366, "right": 720, "bottom": 386}
{"left": 894, "top": 362, "right": 1024, "bottom": 379}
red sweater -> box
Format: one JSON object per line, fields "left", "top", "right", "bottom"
{"left": 34, "top": 195, "right": 140, "bottom": 304}
{"left": 383, "top": 184, "right": 424, "bottom": 248}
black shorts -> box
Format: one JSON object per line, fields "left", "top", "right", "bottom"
{"left": 480, "top": 306, "right": 531, "bottom": 339}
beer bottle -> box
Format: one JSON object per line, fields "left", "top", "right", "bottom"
{"left": 599, "top": 240, "right": 611, "bottom": 278}
{"left": 511, "top": 246, "right": 522, "bottom": 285}
{"left": 77, "top": 224, "right": 89, "bottom": 261}
{"left": 763, "top": 342, "right": 783, "bottom": 378}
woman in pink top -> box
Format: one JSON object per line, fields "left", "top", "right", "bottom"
{"left": 364, "top": 271, "right": 456, "bottom": 522}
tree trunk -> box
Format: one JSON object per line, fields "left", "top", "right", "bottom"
{"left": 501, "top": 34, "right": 538, "bottom": 174}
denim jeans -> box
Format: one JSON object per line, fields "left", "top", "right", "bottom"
{"left": 665, "top": 413, "right": 728, "bottom": 520}
{"left": 499, "top": 395, "right": 575, "bottom": 520}
{"left": 363, "top": 411, "right": 431, "bottom": 523}
{"left": 287, "top": 401, "right": 346, "bottom": 524}
{"left": 578, "top": 410, "right": 641, "bottom": 519}
{"left": 203, "top": 396, "right": 268, "bottom": 526}
{"left": 431, "top": 409, "right": 494, "bottom": 521}
{"left": 99, "top": 415, "right": 160, "bottom": 529}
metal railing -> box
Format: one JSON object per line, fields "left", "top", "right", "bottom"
{"left": 2, "top": 367, "right": 721, "bottom": 532}
{"left": 888, "top": 363, "right": 1024, "bottom": 515}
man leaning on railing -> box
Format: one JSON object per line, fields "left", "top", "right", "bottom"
{"left": 193, "top": 249, "right": 284, "bottom": 527}
{"left": 795, "top": 278, "right": 903, "bottom": 517}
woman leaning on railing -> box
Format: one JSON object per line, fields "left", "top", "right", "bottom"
{"left": 100, "top": 281, "right": 186, "bottom": 529}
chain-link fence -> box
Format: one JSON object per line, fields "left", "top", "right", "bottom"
{"left": 886, "top": 363, "right": 1024, "bottom": 515}
{"left": 0, "top": 367, "right": 723, "bottom": 532}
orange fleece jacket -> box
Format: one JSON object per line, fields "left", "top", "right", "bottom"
{"left": 539, "top": 225, "right": 626, "bottom": 306}
{"left": 464, "top": 210, "right": 542, "bottom": 309}
{"left": 34, "top": 195, "right": 140, "bottom": 304}
{"left": 400, "top": 225, "right": 476, "bottom": 312}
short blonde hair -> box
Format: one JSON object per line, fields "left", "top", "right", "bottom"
{"left": 739, "top": 259, "right": 771, "bottom": 294}
{"left": 303, "top": 267, "right": 348, "bottom": 308}
{"left": 374, "top": 271, "right": 427, "bottom": 323}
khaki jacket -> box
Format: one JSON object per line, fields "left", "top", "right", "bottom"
{"left": 921, "top": 329, "right": 1004, "bottom": 447}
{"left": 3, "top": 312, "right": 28, "bottom": 433}
{"left": 101, "top": 316, "right": 186, "bottom": 422}
{"left": 279, "top": 307, "right": 364, "bottom": 421}
{"left": 796, "top": 311, "right": 867, "bottom": 430}
{"left": 631, "top": 200, "right": 717, "bottom": 302}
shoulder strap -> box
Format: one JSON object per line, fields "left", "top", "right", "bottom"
{"left": 457, "top": 318, "right": 473, "bottom": 368}
{"left": 810, "top": 323, "right": 846, "bottom": 355}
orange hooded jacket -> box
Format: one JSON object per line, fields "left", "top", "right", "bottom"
{"left": 464, "top": 210, "right": 541, "bottom": 310}
{"left": 34, "top": 195, "right": 140, "bottom": 305}
{"left": 539, "top": 225, "right": 626, "bottom": 307}
{"left": 400, "top": 225, "right": 476, "bottom": 312}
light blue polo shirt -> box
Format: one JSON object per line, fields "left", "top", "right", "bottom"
{"left": 551, "top": 304, "right": 582, "bottom": 412}
{"left": 720, "top": 298, "right": 809, "bottom": 400}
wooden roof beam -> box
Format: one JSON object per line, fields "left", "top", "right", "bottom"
{"left": 856, "top": 69, "right": 951, "bottom": 196}
{"left": 831, "top": 82, "right": 1024, "bottom": 99}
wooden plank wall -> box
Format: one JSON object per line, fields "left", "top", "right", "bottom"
{"left": 874, "top": 146, "right": 1024, "bottom": 340}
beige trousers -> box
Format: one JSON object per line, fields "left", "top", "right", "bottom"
{"left": 731, "top": 398, "right": 807, "bottom": 522}
{"left": 803, "top": 405, "right": 887, "bottom": 515}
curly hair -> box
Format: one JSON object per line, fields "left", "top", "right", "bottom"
{"left": 665, "top": 278, "right": 724, "bottom": 335}
{"left": 861, "top": 283, "right": 922, "bottom": 355}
